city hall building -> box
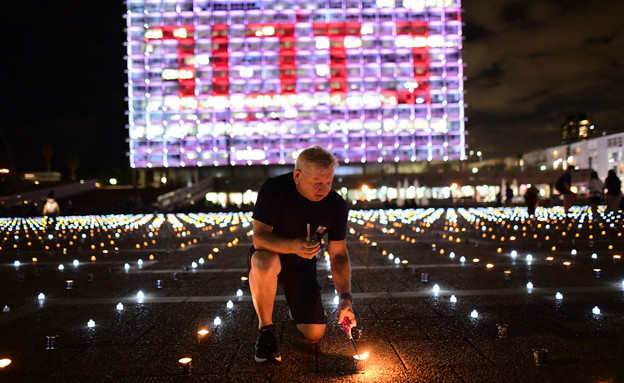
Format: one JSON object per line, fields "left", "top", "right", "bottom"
{"left": 124, "top": 0, "right": 466, "bottom": 191}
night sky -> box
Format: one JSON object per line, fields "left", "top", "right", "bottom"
{"left": 3, "top": 0, "right": 623, "bottom": 178}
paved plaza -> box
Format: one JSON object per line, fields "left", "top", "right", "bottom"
{"left": 1, "top": 206, "right": 623, "bottom": 382}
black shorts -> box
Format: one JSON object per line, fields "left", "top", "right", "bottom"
{"left": 248, "top": 246, "right": 326, "bottom": 325}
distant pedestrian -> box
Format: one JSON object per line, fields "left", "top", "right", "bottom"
{"left": 43, "top": 191, "right": 60, "bottom": 217}
{"left": 587, "top": 171, "right": 603, "bottom": 215}
{"left": 604, "top": 169, "right": 622, "bottom": 213}
{"left": 505, "top": 184, "right": 513, "bottom": 206}
{"left": 524, "top": 185, "right": 539, "bottom": 216}
{"left": 555, "top": 168, "right": 575, "bottom": 213}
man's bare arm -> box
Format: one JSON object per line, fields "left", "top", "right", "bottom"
{"left": 253, "top": 219, "right": 320, "bottom": 259}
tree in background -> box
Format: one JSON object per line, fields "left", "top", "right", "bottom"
{"left": 42, "top": 144, "right": 54, "bottom": 172}
{"left": 66, "top": 155, "right": 80, "bottom": 181}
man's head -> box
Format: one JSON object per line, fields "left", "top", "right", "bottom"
{"left": 293, "top": 146, "right": 338, "bottom": 202}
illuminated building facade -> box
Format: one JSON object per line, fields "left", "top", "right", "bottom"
{"left": 561, "top": 113, "right": 594, "bottom": 144}
{"left": 125, "top": 0, "right": 465, "bottom": 169}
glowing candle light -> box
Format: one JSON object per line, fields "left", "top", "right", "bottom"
{"left": 38, "top": 293, "right": 45, "bottom": 300}
{"left": 0, "top": 358, "right": 11, "bottom": 368}
{"left": 526, "top": 282, "right": 534, "bottom": 290}
{"left": 486, "top": 263, "right": 494, "bottom": 269}
{"left": 449, "top": 252, "right": 455, "bottom": 259}
{"left": 13, "top": 260, "right": 20, "bottom": 267}
{"left": 591, "top": 253, "right": 598, "bottom": 259}
{"left": 58, "top": 264, "right": 64, "bottom": 271}
{"left": 563, "top": 261, "right": 571, "bottom": 269}
{"left": 137, "top": 291, "right": 144, "bottom": 300}
{"left": 353, "top": 353, "right": 368, "bottom": 373}
{"left": 124, "top": 263, "right": 130, "bottom": 270}
{"left": 432, "top": 284, "right": 440, "bottom": 293}
{"left": 592, "top": 306, "right": 601, "bottom": 315}
{"left": 116, "top": 303, "right": 124, "bottom": 311}
{"left": 213, "top": 316, "right": 221, "bottom": 326}
{"left": 459, "top": 256, "right": 466, "bottom": 263}
{"left": 226, "top": 300, "right": 234, "bottom": 309}
{"left": 138, "top": 259, "right": 144, "bottom": 266}
{"left": 3, "top": 305, "right": 10, "bottom": 312}
{"left": 394, "top": 257, "right": 401, "bottom": 264}
{"left": 593, "top": 268, "right": 601, "bottom": 278}
{"left": 510, "top": 250, "right": 517, "bottom": 258}
{"left": 525, "top": 254, "right": 533, "bottom": 262}
{"left": 199, "top": 257, "right": 205, "bottom": 264}
{"left": 388, "top": 253, "right": 394, "bottom": 260}
{"left": 197, "top": 329, "right": 209, "bottom": 344}
{"left": 87, "top": 319, "right": 96, "bottom": 328}
{"left": 73, "top": 259, "right": 79, "bottom": 267}
{"left": 555, "top": 292, "right": 563, "bottom": 300}
{"left": 178, "top": 357, "right": 192, "bottom": 375}
{"left": 571, "top": 249, "right": 577, "bottom": 255}
{"left": 470, "top": 309, "right": 479, "bottom": 318}
{"left": 450, "top": 295, "right": 457, "bottom": 303}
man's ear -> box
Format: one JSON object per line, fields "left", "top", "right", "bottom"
{"left": 293, "top": 169, "right": 300, "bottom": 184}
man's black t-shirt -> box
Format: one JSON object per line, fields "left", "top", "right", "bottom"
{"left": 252, "top": 172, "right": 348, "bottom": 273}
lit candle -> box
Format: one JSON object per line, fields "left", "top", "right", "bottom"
{"left": 592, "top": 306, "right": 601, "bottom": 315}
{"left": 470, "top": 309, "right": 479, "bottom": 319}
{"left": 178, "top": 357, "right": 192, "bottom": 375}
{"left": 236, "top": 289, "right": 243, "bottom": 297}
{"left": 226, "top": 300, "right": 234, "bottom": 309}
{"left": 450, "top": 295, "right": 457, "bottom": 303}
{"left": 66, "top": 280, "right": 74, "bottom": 289}
{"left": 87, "top": 319, "right": 96, "bottom": 328}
{"left": 353, "top": 353, "right": 368, "bottom": 373}
{"left": 555, "top": 292, "right": 563, "bottom": 300}
{"left": 73, "top": 259, "right": 79, "bottom": 267}
{"left": 526, "top": 282, "right": 534, "bottom": 290}
{"left": 116, "top": 303, "right": 124, "bottom": 311}
{"left": 432, "top": 284, "right": 440, "bottom": 294}
{"left": 38, "top": 293, "right": 45, "bottom": 300}
{"left": 240, "top": 276, "right": 249, "bottom": 287}
{"left": 213, "top": 316, "right": 221, "bottom": 326}
{"left": 197, "top": 329, "right": 209, "bottom": 344}
{"left": 0, "top": 358, "right": 12, "bottom": 368}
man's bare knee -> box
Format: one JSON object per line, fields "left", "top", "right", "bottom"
{"left": 251, "top": 251, "right": 281, "bottom": 275}
{"left": 297, "top": 324, "right": 326, "bottom": 342}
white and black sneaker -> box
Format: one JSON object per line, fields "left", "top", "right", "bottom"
{"left": 254, "top": 324, "right": 282, "bottom": 363}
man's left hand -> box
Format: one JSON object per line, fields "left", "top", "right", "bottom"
{"left": 337, "top": 298, "right": 356, "bottom": 329}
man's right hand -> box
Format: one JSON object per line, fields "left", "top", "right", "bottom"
{"left": 292, "top": 238, "right": 321, "bottom": 259}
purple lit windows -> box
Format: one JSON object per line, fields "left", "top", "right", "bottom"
{"left": 125, "top": 0, "right": 465, "bottom": 168}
